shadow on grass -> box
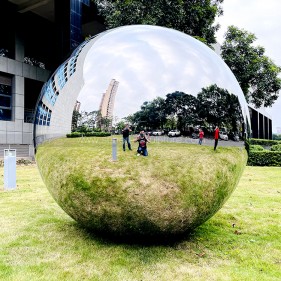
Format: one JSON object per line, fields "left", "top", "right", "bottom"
{"left": 54, "top": 217, "right": 224, "bottom": 248}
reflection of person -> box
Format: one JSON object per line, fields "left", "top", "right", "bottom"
{"left": 134, "top": 130, "right": 150, "bottom": 156}
{"left": 214, "top": 126, "right": 220, "bottom": 150}
{"left": 122, "top": 124, "right": 132, "bottom": 151}
{"left": 198, "top": 128, "right": 204, "bottom": 145}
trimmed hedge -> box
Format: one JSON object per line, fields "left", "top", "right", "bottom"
{"left": 271, "top": 144, "right": 281, "bottom": 151}
{"left": 248, "top": 151, "right": 281, "bottom": 166}
{"left": 66, "top": 132, "right": 111, "bottom": 138}
{"left": 250, "top": 138, "right": 281, "bottom": 146}
{"left": 249, "top": 145, "right": 264, "bottom": 151}
{"left": 246, "top": 138, "right": 281, "bottom": 166}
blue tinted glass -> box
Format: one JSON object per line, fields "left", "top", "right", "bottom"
{"left": 0, "top": 84, "right": 11, "bottom": 95}
{"left": 0, "top": 95, "right": 11, "bottom": 108}
{"left": 0, "top": 108, "right": 12, "bottom": 120}
{"left": 81, "top": 0, "right": 90, "bottom": 6}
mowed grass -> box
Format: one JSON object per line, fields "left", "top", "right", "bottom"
{"left": 0, "top": 143, "right": 280, "bottom": 280}
{"left": 34, "top": 137, "right": 247, "bottom": 238}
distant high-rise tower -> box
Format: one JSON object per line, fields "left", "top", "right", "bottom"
{"left": 74, "top": 100, "right": 81, "bottom": 112}
{"left": 98, "top": 79, "right": 119, "bottom": 130}
{"left": 99, "top": 79, "right": 119, "bottom": 119}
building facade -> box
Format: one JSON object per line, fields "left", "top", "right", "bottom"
{"left": 0, "top": 0, "right": 105, "bottom": 152}
{"left": 99, "top": 79, "right": 119, "bottom": 120}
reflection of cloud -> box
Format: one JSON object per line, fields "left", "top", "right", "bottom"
{"left": 78, "top": 25, "right": 249, "bottom": 124}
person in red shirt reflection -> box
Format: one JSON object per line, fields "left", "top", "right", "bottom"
{"left": 214, "top": 126, "right": 220, "bottom": 151}
{"left": 198, "top": 128, "right": 204, "bottom": 145}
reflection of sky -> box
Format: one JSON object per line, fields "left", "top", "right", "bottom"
{"left": 78, "top": 25, "right": 249, "bottom": 122}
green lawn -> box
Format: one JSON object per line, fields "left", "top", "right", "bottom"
{"left": 0, "top": 164, "right": 280, "bottom": 281}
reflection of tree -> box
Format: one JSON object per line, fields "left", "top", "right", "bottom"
{"left": 72, "top": 110, "right": 100, "bottom": 132}
{"left": 114, "top": 120, "right": 126, "bottom": 133}
{"left": 99, "top": 116, "right": 112, "bottom": 132}
{"left": 71, "top": 110, "right": 81, "bottom": 131}
{"left": 127, "top": 86, "right": 244, "bottom": 134}
{"left": 197, "top": 84, "right": 243, "bottom": 132}
{"left": 165, "top": 91, "right": 199, "bottom": 131}
{"left": 130, "top": 97, "right": 166, "bottom": 131}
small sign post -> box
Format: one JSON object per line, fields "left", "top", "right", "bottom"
{"left": 4, "top": 149, "right": 16, "bottom": 190}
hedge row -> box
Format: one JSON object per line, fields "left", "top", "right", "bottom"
{"left": 66, "top": 132, "right": 111, "bottom": 138}
{"left": 247, "top": 151, "right": 281, "bottom": 167}
{"left": 249, "top": 138, "right": 281, "bottom": 146}
{"left": 247, "top": 138, "right": 281, "bottom": 166}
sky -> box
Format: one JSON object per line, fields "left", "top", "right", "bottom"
{"left": 215, "top": 0, "right": 281, "bottom": 133}
{"left": 78, "top": 25, "right": 250, "bottom": 126}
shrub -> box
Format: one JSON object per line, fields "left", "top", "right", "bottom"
{"left": 85, "top": 132, "right": 111, "bottom": 137}
{"left": 248, "top": 151, "right": 281, "bottom": 166}
{"left": 66, "top": 132, "right": 111, "bottom": 138}
{"left": 66, "top": 132, "right": 83, "bottom": 138}
{"left": 249, "top": 138, "right": 281, "bottom": 146}
{"left": 249, "top": 145, "right": 264, "bottom": 151}
{"left": 271, "top": 144, "right": 281, "bottom": 151}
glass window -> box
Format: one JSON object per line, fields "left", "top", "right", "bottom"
{"left": 0, "top": 95, "right": 11, "bottom": 108}
{"left": 0, "top": 108, "right": 12, "bottom": 120}
{"left": 0, "top": 74, "right": 12, "bottom": 120}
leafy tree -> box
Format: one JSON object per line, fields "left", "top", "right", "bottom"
{"left": 272, "top": 134, "right": 281, "bottom": 141}
{"left": 98, "top": 116, "right": 112, "bottom": 132}
{"left": 79, "top": 111, "right": 100, "bottom": 129}
{"left": 93, "top": 0, "right": 224, "bottom": 45}
{"left": 150, "top": 97, "right": 166, "bottom": 129}
{"left": 221, "top": 26, "right": 281, "bottom": 108}
{"left": 165, "top": 91, "right": 199, "bottom": 131}
{"left": 114, "top": 120, "right": 126, "bottom": 133}
{"left": 129, "top": 98, "right": 166, "bottom": 130}
{"left": 71, "top": 110, "right": 81, "bottom": 132}
{"left": 197, "top": 84, "right": 243, "bottom": 131}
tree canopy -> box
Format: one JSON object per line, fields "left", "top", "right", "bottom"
{"left": 128, "top": 85, "right": 243, "bottom": 133}
{"left": 221, "top": 26, "right": 281, "bottom": 108}
{"left": 93, "top": 0, "right": 224, "bottom": 45}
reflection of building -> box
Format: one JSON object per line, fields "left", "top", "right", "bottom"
{"left": 74, "top": 101, "right": 81, "bottom": 112}
{"left": 98, "top": 79, "right": 119, "bottom": 129}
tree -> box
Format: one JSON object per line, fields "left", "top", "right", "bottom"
{"left": 197, "top": 84, "right": 243, "bottom": 131}
{"left": 71, "top": 110, "right": 81, "bottom": 132}
{"left": 75, "top": 110, "right": 100, "bottom": 131}
{"left": 130, "top": 98, "right": 166, "bottom": 130}
{"left": 165, "top": 91, "right": 199, "bottom": 131}
{"left": 93, "top": 0, "right": 224, "bottom": 45}
{"left": 221, "top": 26, "right": 281, "bottom": 108}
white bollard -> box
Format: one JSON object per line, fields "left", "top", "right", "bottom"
{"left": 112, "top": 138, "right": 117, "bottom": 161}
{"left": 4, "top": 149, "right": 16, "bottom": 190}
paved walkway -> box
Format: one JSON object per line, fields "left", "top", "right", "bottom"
{"left": 148, "top": 135, "right": 244, "bottom": 148}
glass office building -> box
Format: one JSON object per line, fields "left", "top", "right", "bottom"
{"left": 0, "top": 0, "right": 105, "bottom": 157}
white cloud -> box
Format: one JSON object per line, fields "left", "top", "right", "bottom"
{"left": 77, "top": 25, "right": 250, "bottom": 126}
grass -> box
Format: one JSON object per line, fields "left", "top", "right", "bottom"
{"left": 0, "top": 145, "right": 280, "bottom": 280}
{"left": 35, "top": 137, "right": 247, "bottom": 238}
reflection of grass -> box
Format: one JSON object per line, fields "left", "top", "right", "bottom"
{"left": 0, "top": 164, "right": 280, "bottom": 280}
{"left": 35, "top": 137, "right": 247, "bottom": 238}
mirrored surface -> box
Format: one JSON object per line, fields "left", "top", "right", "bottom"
{"left": 34, "top": 25, "right": 250, "bottom": 146}
{"left": 33, "top": 25, "right": 250, "bottom": 238}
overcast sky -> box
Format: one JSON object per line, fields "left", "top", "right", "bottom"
{"left": 215, "top": 0, "right": 281, "bottom": 133}
{"left": 78, "top": 25, "right": 250, "bottom": 126}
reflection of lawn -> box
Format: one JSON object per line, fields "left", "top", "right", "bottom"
{"left": 0, "top": 151, "right": 280, "bottom": 280}
{"left": 34, "top": 137, "right": 247, "bottom": 238}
